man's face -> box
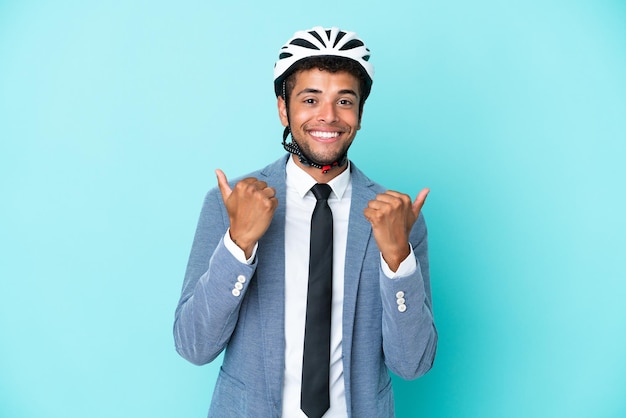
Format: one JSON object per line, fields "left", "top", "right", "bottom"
{"left": 278, "top": 68, "right": 362, "bottom": 166}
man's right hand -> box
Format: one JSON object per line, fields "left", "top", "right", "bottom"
{"left": 216, "top": 169, "right": 278, "bottom": 259}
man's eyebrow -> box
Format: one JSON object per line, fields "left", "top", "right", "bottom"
{"left": 295, "top": 88, "right": 358, "bottom": 97}
{"left": 338, "top": 89, "right": 358, "bottom": 97}
{"left": 296, "top": 88, "right": 322, "bottom": 96}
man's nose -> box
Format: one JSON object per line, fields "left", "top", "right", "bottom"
{"left": 317, "top": 101, "right": 339, "bottom": 123}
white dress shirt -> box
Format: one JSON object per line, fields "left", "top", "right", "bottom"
{"left": 281, "top": 157, "right": 351, "bottom": 417}
{"left": 223, "top": 156, "right": 417, "bottom": 417}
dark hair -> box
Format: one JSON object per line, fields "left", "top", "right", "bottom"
{"left": 283, "top": 56, "right": 371, "bottom": 115}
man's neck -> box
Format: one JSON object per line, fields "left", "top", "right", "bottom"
{"left": 291, "top": 154, "right": 348, "bottom": 184}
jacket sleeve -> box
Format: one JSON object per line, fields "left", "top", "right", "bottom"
{"left": 173, "top": 187, "right": 257, "bottom": 365}
{"left": 379, "top": 212, "right": 438, "bottom": 379}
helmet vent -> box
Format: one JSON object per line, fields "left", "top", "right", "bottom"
{"left": 339, "top": 39, "right": 364, "bottom": 50}
{"left": 290, "top": 38, "right": 319, "bottom": 50}
{"left": 333, "top": 31, "right": 347, "bottom": 47}
{"left": 279, "top": 52, "right": 293, "bottom": 59}
{"left": 309, "top": 30, "right": 325, "bottom": 45}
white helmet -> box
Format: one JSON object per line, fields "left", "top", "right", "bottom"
{"left": 273, "top": 26, "right": 374, "bottom": 99}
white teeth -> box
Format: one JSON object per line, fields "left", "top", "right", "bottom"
{"left": 310, "top": 131, "right": 340, "bottom": 139}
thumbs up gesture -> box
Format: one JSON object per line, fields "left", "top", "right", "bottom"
{"left": 216, "top": 169, "right": 278, "bottom": 259}
{"left": 363, "top": 188, "right": 430, "bottom": 272}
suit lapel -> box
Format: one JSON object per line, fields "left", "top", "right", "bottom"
{"left": 341, "top": 164, "right": 376, "bottom": 392}
{"left": 255, "top": 156, "right": 288, "bottom": 408}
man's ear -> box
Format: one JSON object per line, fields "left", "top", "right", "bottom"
{"left": 277, "top": 96, "right": 289, "bottom": 127}
{"left": 357, "top": 105, "right": 364, "bottom": 130}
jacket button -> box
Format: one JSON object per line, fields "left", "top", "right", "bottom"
{"left": 237, "top": 275, "right": 246, "bottom": 283}
{"left": 398, "top": 304, "right": 407, "bottom": 313}
{"left": 232, "top": 288, "right": 241, "bottom": 297}
{"left": 395, "top": 291, "right": 405, "bottom": 299}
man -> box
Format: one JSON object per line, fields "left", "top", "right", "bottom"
{"left": 174, "top": 26, "right": 437, "bottom": 417}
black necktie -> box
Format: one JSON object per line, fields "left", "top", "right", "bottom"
{"left": 301, "top": 183, "right": 333, "bottom": 418}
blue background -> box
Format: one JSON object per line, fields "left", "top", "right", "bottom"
{"left": 1, "top": 0, "right": 625, "bottom": 417}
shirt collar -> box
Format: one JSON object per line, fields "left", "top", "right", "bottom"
{"left": 286, "top": 155, "right": 351, "bottom": 200}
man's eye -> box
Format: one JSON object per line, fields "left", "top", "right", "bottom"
{"left": 304, "top": 98, "right": 316, "bottom": 104}
{"left": 339, "top": 99, "right": 352, "bottom": 105}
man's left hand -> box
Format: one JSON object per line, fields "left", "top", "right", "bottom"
{"left": 364, "top": 188, "right": 430, "bottom": 272}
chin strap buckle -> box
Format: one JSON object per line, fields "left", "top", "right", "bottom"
{"left": 321, "top": 162, "right": 339, "bottom": 174}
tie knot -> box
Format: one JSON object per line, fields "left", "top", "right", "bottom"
{"left": 311, "top": 183, "right": 332, "bottom": 201}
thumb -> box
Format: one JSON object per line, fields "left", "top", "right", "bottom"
{"left": 412, "top": 187, "right": 430, "bottom": 217}
{"left": 215, "top": 169, "right": 232, "bottom": 202}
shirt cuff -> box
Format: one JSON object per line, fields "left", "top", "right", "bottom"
{"left": 223, "top": 229, "right": 257, "bottom": 265}
{"left": 380, "top": 243, "right": 417, "bottom": 279}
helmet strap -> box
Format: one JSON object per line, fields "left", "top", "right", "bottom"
{"left": 281, "top": 80, "right": 347, "bottom": 174}
{"left": 282, "top": 126, "right": 347, "bottom": 174}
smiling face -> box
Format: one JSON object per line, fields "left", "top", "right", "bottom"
{"left": 278, "top": 68, "right": 362, "bottom": 179}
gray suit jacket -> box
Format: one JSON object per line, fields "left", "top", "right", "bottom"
{"left": 174, "top": 155, "right": 437, "bottom": 417}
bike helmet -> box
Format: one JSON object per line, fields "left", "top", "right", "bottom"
{"left": 274, "top": 26, "right": 374, "bottom": 100}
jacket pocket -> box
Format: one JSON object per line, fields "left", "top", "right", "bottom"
{"left": 207, "top": 367, "right": 247, "bottom": 417}
{"left": 376, "top": 378, "right": 395, "bottom": 417}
